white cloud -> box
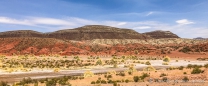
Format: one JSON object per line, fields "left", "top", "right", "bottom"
{"left": 146, "top": 12, "right": 153, "bottom": 16}
{"left": 176, "top": 19, "right": 194, "bottom": 25}
{"left": 117, "top": 22, "right": 127, "bottom": 26}
{"left": 115, "top": 12, "right": 143, "bottom": 16}
{"left": 68, "top": 17, "right": 96, "bottom": 25}
{"left": 0, "top": 17, "right": 76, "bottom": 26}
{"left": 133, "top": 26, "right": 151, "bottom": 29}
{"left": 0, "top": 17, "right": 33, "bottom": 25}
{"left": 30, "top": 17, "right": 75, "bottom": 26}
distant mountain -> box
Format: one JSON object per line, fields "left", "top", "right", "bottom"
{"left": 194, "top": 37, "right": 207, "bottom": 40}
{"left": 47, "top": 25, "right": 152, "bottom": 40}
{"left": 0, "top": 25, "right": 152, "bottom": 40}
{"left": 143, "top": 30, "right": 180, "bottom": 39}
{"left": 0, "top": 30, "right": 43, "bottom": 38}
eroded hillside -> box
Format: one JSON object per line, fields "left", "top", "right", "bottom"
{"left": 0, "top": 25, "right": 152, "bottom": 40}
{"left": 143, "top": 30, "right": 179, "bottom": 39}
{"left": 0, "top": 37, "right": 207, "bottom": 56}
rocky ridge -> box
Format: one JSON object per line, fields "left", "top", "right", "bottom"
{"left": 0, "top": 25, "right": 152, "bottom": 40}
{"left": 143, "top": 30, "right": 179, "bottom": 39}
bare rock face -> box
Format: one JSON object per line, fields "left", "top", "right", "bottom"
{"left": 143, "top": 30, "right": 180, "bottom": 39}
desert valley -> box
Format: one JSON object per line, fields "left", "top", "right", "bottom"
{"left": 0, "top": 25, "right": 207, "bottom": 86}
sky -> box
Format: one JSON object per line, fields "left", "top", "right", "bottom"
{"left": 0, "top": 0, "right": 208, "bottom": 38}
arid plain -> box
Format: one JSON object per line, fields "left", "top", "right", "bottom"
{"left": 0, "top": 25, "right": 208, "bottom": 86}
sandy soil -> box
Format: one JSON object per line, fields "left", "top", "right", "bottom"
{"left": 0, "top": 59, "right": 208, "bottom": 84}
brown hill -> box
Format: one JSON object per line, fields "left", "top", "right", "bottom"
{"left": 0, "top": 37, "right": 207, "bottom": 56}
{"left": 143, "top": 30, "right": 179, "bottom": 39}
{"left": 0, "top": 25, "right": 152, "bottom": 40}
{"left": 0, "top": 30, "right": 43, "bottom": 38}
{"left": 0, "top": 37, "right": 89, "bottom": 55}
{"left": 46, "top": 25, "right": 152, "bottom": 40}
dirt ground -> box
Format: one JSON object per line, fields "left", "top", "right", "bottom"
{"left": 1, "top": 55, "right": 208, "bottom": 86}
{"left": 69, "top": 68, "right": 208, "bottom": 86}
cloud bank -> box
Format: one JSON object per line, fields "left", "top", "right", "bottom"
{"left": 176, "top": 19, "right": 194, "bottom": 25}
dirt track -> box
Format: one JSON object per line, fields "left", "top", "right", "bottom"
{"left": 0, "top": 60, "right": 208, "bottom": 83}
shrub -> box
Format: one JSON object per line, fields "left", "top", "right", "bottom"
{"left": 183, "top": 72, "right": 187, "bottom": 74}
{"left": 91, "top": 81, "right": 95, "bottom": 84}
{"left": 128, "top": 71, "right": 132, "bottom": 75}
{"left": 101, "top": 80, "right": 107, "bottom": 84}
{"left": 163, "top": 56, "right": 170, "bottom": 62}
{"left": 187, "top": 64, "right": 193, "bottom": 69}
{"left": 162, "top": 77, "right": 168, "bottom": 82}
{"left": 119, "top": 72, "right": 125, "bottom": 76}
{"left": 113, "top": 64, "right": 118, "bottom": 68}
{"left": 98, "top": 77, "right": 101, "bottom": 80}
{"left": 104, "top": 74, "right": 107, "bottom": 78}
{"left": 39, "top": 79, "right": 45, "bottom": 83}
{"left": 0, "top": 81, "right": 8, "bottom": 86}
{"left": 137, "top": 61, "right": 140, "bottom": 63}
{"left": 145, "top": 61, "right": 151, "bottom": 65}
{"left": 133, "top": 76, "right": 140, "bottom": 82}
{"left": 96, "top": 80, "right": 101, "bottom": 84}
{"left": 204, "top": 64, "right": 208, "bottom": 68}
{"left": 113, "top": 82, "right": 117, "bottom": 86}
{"left": 193, "top": 64, "right": 202, "bottom": 68}
{"left": 107, "top": 75, "right": 112, "bottom": 78}
{"left": 79, "top": 76, "right": 84, "bottom": 80}
{"left": 108, "top": 80, "right": 114, "bottom": 83}
{"left": 179, "top": 46, "right": 191, "bottom": 53}
{"left": 34, "top": 82, "right": 38, "bottom": 86}
{"left": 167, "top": 66, "right": 176, "bottom": 70}
{"left": 125, "top": 79, "right": 129, "bottom": 83}
{"left": 191, "top": 67, "right": 202, "bottom": 74}
{"left": 84, "top": 71, "right": 94, "bottom": 77}
{"left": 178, "top": 66, "right": 184, "bottom": 70}
{"left": 45, "top": 80, "right": 57, "bottom": 86}
{"left": 183, "top": 76, "right": 189, "bottom": 82}
{"left": 143, "top": 66, "right": 156, "bottom": 71}
{"left": 160, "top": 73, "right": 167, "bottom": 77}
{"left": 116, "top": 80, "right": 121, "bottom": 82}
{"left": 140, "top": 73, "right": 149, "bottom": 80}
{"left": 53, "top": 68, "right": 60, "bottom": 72}
{"left": 162, "top": 62, "right": 169, "bottom": 65}
{"left": 96, "top": 59, "right": 103, "bottom": 65}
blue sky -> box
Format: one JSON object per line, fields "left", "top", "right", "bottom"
{"left": 0, "top": 0, "right": 208, "bottom": 38}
